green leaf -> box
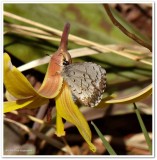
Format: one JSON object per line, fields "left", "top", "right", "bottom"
{"left": 133, "top": 103, "right": 152, "bottom": 153}
{"left": 91, "top": 121, "right": 117, "bottom": 155}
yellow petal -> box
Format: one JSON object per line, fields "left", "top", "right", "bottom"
{"left": 55, "top": 82, "right": 96, "bottom": 152}
{"left": 4, "top": 53, "right": 38, "bottom": 99}
{"left": 96, "top": 84, "right": 152, "bottom": 108}
{"left": 56, "top": 112, "right": 65, "bottom": 137}
{"left": 4, "top": 53, "right": 63, "bottom": 99}
{"left": 4, "top": 96, "right": 49, "bottom": 113}
{"left": 5, "top": 91, "right": 17, "bottom": 101}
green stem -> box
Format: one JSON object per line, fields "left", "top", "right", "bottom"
{"left": 133, "top": 103, "right": 152, "bottom": 153}
{"left": 91, "top": 121, "right": 117, "bottom": 155}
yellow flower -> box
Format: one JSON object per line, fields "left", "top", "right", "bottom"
{"left": 3, "top": 23, "right": 96, "bottom": 152}
{"left": 4, "top": 23, "right": 152, "bottom": 154}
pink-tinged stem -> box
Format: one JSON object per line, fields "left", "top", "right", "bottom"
{"left": 58, "top": 23, "right": 70, "bottom": 52}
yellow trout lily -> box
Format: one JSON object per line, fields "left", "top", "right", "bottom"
{"left": 3, "top": 23, "right": 96, "bottom": 152}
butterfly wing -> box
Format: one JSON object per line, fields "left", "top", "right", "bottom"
{"left": 61, "top": 62, "right": 106, "bottom": 107}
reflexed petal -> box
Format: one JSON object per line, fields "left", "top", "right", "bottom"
{"left": 38, "top": 22, "right": 70, "bottom": 98}
{"left": 38, "top": 52, "right": 63, "bottom": 98}
{"left": 4, "top": 53, "right": 63, "bottom": 99}
{"left": 105, "top": 84, "right": 152, "bottom": 104}
{"left": 56, "top": 112, "right": 65, "bottom": 137}
{"left": 55, "top": 82, "right": 96, "bottom": 152}
{"left": 4, "top": 53, "right": 37, "bottom": 99}
{"left": 95, "top": 84, "right": 152, "bottom": 108}
{"left": 4, "top": 96, "right": 49, "bottom": 113}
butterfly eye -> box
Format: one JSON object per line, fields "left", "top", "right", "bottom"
{"left": 62, "top": 51, "right": 72, "bottom": 64}
{"left": 63, "top": 59, "right": 70, "bottom": 65}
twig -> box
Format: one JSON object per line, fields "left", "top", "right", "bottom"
{"left": 61, "top": 137, "right": 74, "bottom": 155}
{"left": 29, "top": 104, "right": 49, "bottom": 142}
{"left": 103, "top": 4, "right": 152, "bottom": 52}
{"left": 4, "top": 117, "right": 70, "bottom": 153}
{"left": 11, "top": 110, "right": 46, "bottom": 124}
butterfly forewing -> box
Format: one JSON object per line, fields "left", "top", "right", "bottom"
{"left": 62, "top": 62, "right": 106, "bottom": 107}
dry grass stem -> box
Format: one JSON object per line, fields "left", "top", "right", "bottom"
{"left": 10, "top": 110, "right": 54, "bottom": 127}
{"left": 12, "top": 29, "right": 60, "bottom": 41}
{"left": 4, "top": 117, "right": 31, "bottom": 133}
{"left": 4, "top": 117, "right": 70, "bottom": 153}
{"left": 61, "top": 137, "right": 74, "bottom": 155}
{"left": 16, "top": 45, "right": 118, "bottom": 72}
{"left": 4, "top": 23, "right": 53, "bottom": 36}
{"left": 5, "top": 26, "right": 60, "bottom": 41}
{"left": 4, "top": 11, "right": 152, "bottom": 67}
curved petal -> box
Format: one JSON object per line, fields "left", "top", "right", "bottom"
{"left": 55, "top": 82, "right": 96, "bottom": 152}
{"left": 96, "top": 84, "right": 152, "bottom": 108}
{"left": 4, "top": 96, "right": 49, "bottom": 113}
{"left": 4, "top": 53, "right": 63, "bottom": 99}
{"left": 38, "top": 22, "right": 71, "bottom": 98}
{"left": 38, "top": 52, "right": 63, "bottom": 98}
{"left": 106, "top": 84, "right": 152, "bottom": 104}
{"left": 4, "top": 53, "right": 37, "bottom": 99}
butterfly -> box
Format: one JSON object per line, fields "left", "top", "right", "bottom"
{"left": 54, "top": 22, "right": 106, "bottom": 107}
{"left": 61, "top": 59, "right": 106, "bottom": 107}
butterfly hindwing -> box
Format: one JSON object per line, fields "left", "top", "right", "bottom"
{"left": 61, "top": 62, "right": 106, "bottom": 107}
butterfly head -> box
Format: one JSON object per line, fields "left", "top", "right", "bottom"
{"left": 62, "top": 50, "right": 72, "bottom": 65}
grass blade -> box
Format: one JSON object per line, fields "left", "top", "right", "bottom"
{"left": 133, "top": 103, "right": 152, "bottom": 153}
{"left": 91, "top": 121, "right": 117, "bottom": 155}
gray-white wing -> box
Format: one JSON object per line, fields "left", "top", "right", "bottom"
{"left": 61, "top": 62, "right": 106, "bottom": 107}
